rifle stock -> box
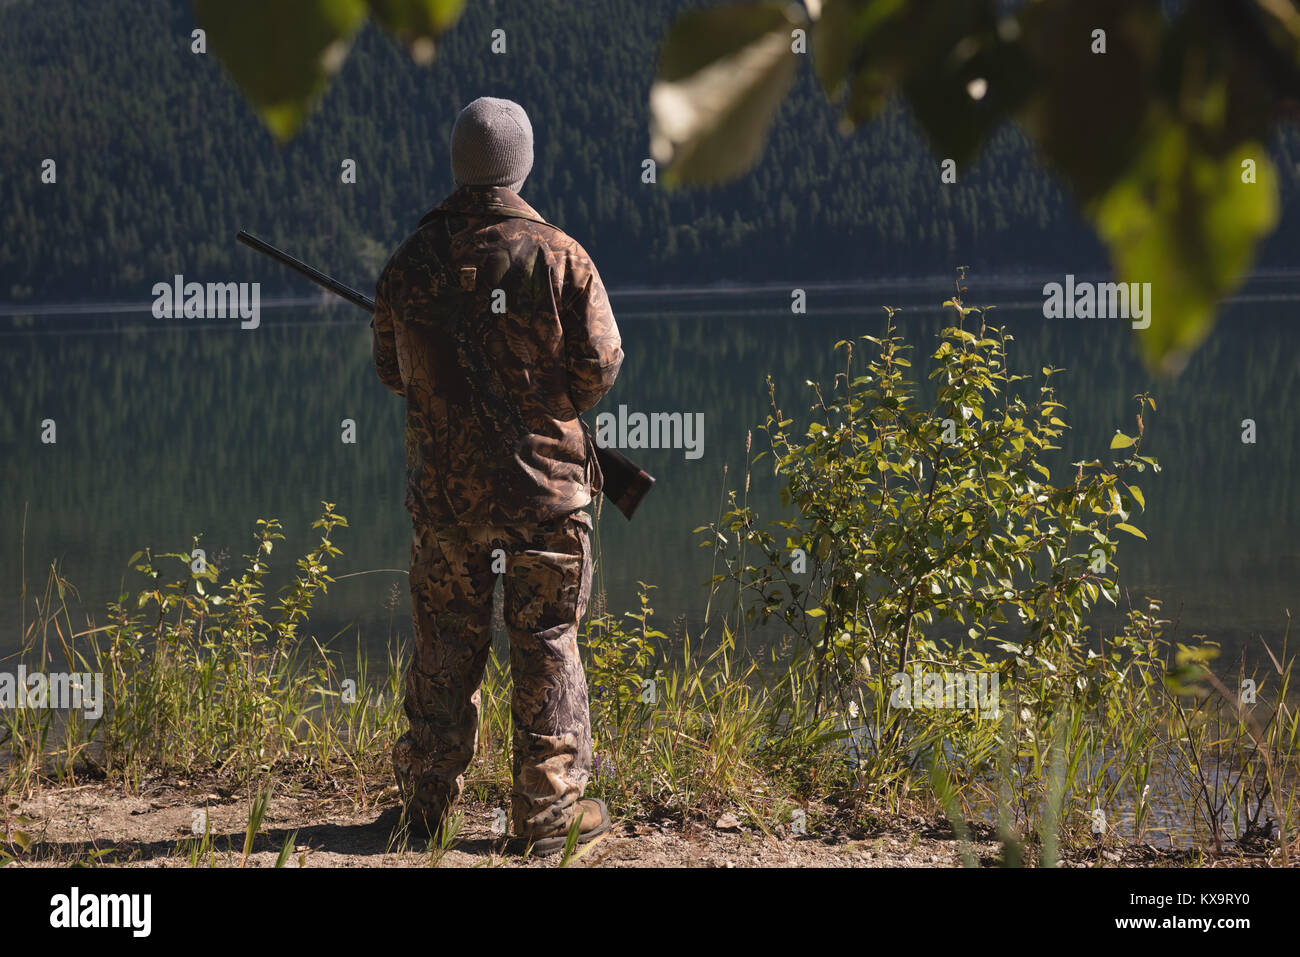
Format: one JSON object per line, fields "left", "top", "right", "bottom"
{"left": 237, "top": 229, "right": 654, "bottom": 519}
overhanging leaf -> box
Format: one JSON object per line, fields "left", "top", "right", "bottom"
{"left": 1091, "top": 121, "right": 1278, "bottom": 375}
{"left": 897, "top": 2, "right": 1035, "bottom": 164}
{"left": 193, "top": 0, "right": 368, "bottom": 141}
{"left": 646, "top": 0, "right": 1296, "bottom": 372}
{"left": 367, "top": 0, "right": 466, "bottom": 64}
{"left": 650, "top": 2, "right": 805, "bottom": 184}
{"left": 816, "top": 0, "right": 1036, "bottom": 157}
{"left": 813, "top": 0, "right": 905, "bottom": 113}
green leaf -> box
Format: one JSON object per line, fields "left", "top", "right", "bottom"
{"left": 194, "top": 0, "right": 369, "bottom": 141}
{"left": 367, "top": 0, "right": 466, "bottom": 63}
{"left": 1114, "top": 522, "right": 1146, "bottom": 540}
{"left": 650, "top": 2, "right": 804, "bottom": 184}
{"left": 897, "top": 11, "right": 1035, "bottom": 165}
{"left": 1127, "top": 484, "right": 1145, "bottom": 511}
{"left": 1091, "top": 124, "right": 1278, "bottom": 375}
{"left": 813, "top": 0, "right": 904, "bottom": 109}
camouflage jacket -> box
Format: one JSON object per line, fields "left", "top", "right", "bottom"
{"left": 372, "top": 186, "right": 623, "bottom": 526}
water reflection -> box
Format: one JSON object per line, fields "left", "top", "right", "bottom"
{"left": 1, "top": 274, "right": 1295, "bottom": 663}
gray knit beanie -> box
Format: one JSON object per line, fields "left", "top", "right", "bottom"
{"left": 451, "top": 97, "right": 534, "bottom": 194}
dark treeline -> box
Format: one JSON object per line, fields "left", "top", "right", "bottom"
{"left": 7, "top": 0, "right": 1298, "bottom": 303}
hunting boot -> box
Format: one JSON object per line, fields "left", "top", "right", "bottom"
{"left": 510, "top": 796, "right": 612, "bottom": 856}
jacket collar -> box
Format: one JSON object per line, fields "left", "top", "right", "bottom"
{"left": 419, "top": 185, "right": 549, "bottom": 228}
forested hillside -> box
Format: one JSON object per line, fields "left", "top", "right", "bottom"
{"left": 2, "top": 0, "right": 1298, "bottom": 302}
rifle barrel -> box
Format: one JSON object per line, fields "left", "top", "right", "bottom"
{"left": 237, "top": 229, "right": 375, "bottom": 312}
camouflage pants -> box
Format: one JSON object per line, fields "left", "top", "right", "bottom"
{"left": 393, "top": 509, "right": 594, "bottom": 839}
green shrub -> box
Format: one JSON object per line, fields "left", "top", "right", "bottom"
{"left": 701, "top": 275, "right": 1182, "bottom": 842}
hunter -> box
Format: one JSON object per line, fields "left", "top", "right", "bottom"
{"left": 372, "top": 96, "right": 622, "bottom": 854}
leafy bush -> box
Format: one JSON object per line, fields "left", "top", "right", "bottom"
{"left": 711, "top": 276, "right": 1156, "bottom": 688}
{"left": 700, "top": 276, "right": 1182, "bottom": 840}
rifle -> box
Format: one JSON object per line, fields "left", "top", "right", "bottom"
{"left": 236, "top": 229, "right": 655, "bottom": 520}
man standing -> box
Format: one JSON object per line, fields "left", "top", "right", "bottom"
{"left": 371, "top": 97, "right": 622, "bottom": 854}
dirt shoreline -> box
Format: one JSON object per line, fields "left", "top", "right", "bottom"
{"left": 4, "top": 777, "right": 1273, "bottom": 868}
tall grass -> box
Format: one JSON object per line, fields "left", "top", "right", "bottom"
{"left": 2, "top": 508, "right": 1296, "bottom": 865}
{"left": 2, "top": 504, "right": 404, "bottom": 801}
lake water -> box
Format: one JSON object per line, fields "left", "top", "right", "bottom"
{"left": 1, "top": 272, "right": 1296, "bottom": 666}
